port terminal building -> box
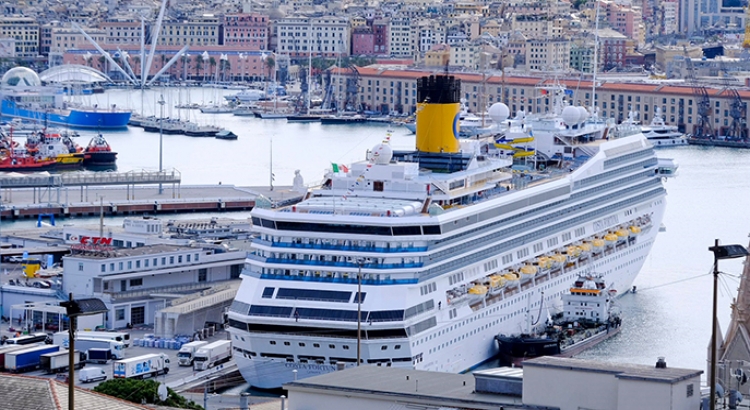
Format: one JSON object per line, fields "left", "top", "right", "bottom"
{"left": 284, "top": 357, "right": 702, "bottom": 410}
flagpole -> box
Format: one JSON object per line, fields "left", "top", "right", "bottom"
{"left": 270, "top": 137, "right": 274, "bottom": 191}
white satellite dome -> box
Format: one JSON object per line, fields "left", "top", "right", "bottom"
{"left": 488, "top": 103, "right": 510, "bottom": 123}
{"left": 561, "top": 106, "right": 580, "bottom": 126}
{"left": 515, "top": 110, "right": 526, "bottom": 120}
{"left": 371, "top": 143, "right": 393, "bottom": 165}
{"left": 576, "top": 106, "right": 589, "bottom": 123}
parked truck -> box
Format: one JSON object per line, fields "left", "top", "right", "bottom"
{"left": 79, "top": 367, "right": 107, "bottom": 383}
{"left": 0, "top": 344, "right": 40, "bottom": 369}
{"left": 4, "top": 344, "right": 59, "bottom": 372}
{"left": 113, "top": 353, "right": 170, "bottom": 379}
{"left": 177, "top": 341, "right": 208, "bottom": 366}
{"left": 54, "top": 336, "right": 124, "bottom": 360}
{"left": 40, "top": 350, "right": 85, "bottom": 374}
{"left": 87, "top": 347, "right": 113, "bottom": 364}
{"left": 193, "top": 340, "right": 231, "bottom": 371}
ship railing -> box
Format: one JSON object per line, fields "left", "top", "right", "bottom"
{"left": 263, "top": 257, "right": 424, "bottom": 270}
{"left": 256, "top": 238, "right": 427, "bottom": 253}
{"left": 259, "top": 273, "right": 418, "bottom": 285}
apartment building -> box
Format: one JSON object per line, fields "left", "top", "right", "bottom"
{"left": 339, "top": 68, "right": 750, "bottom": 135}
{"left": 276, "top": 16, "right": 350, "bottom": 58}
{"left": 389, "top": 17, "right": 412, "bottom": 57}
{"left": 48, "top": 27, "right": 107, "bottom": 55}
{"left": 450, "top": 43, "right": 479, "bottom": 69}
{"left": 525, "top": 38, "right": 570, "bottom": 71}
{"left": 510, "top": 14, "right": 563, "bottom": 39}
{"left": 223, "top": 12, "right": 269, "bottom": 51}
{"left": 605, "top": 1, "right": 645, "bottom": 47}
{"left": 0, "top": 16, "right": 39, "bottom": 57}
{"left": 100, "top": 19, "right": 144, "bottom": 46}
{"left": 159, "top": 15, "right": 221, "bottom": 47}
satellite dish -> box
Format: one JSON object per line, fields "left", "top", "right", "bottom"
{"left": 157, "top": 382, "right": 168, "bottom": 401}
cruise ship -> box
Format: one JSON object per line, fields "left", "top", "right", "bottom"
{"left": 227, "top": 75, "right": 675, "bottom": 389}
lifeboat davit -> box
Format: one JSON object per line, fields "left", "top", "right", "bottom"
{"left": 468, "top": 284, "right": 488, "bottom": 296}
{"left": 535, "top": 256, "right": 553, "bottom": 270}
{"left": 550, "top": 253, "right": 567, "bottom": 268}
{"left": 488, "top": 275, "right": 506, "bottom": 292}
{"left": 520, "top": 264, "right": 538, "bottom": 278}
{"left": 503, "top": 272, "right": 521, "bottom": 287}
{"left": 604, "top": 233, "right": 619, "bottom": 245}
{"left": 578, "top": 242, "right": 593, "bottom": 256}
{"left": 592, "top": 238, "right": 606, "bottom": 251}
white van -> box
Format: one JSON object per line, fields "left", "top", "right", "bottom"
{"left": 79, "top": 367, "right": 107, "bottom": 383}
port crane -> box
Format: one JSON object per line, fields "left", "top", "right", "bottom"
{"left": 718, "top": 59, "right": 747, "bottom": 140}
{"left": 682, "top": 46, "right": 714, "bottom": 138}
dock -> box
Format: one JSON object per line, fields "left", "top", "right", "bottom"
{"left": 0, "top": 181, "right": 303, "bottom": 220}
{"left": 688, "top": 137, "right": 750, "bottom": 148}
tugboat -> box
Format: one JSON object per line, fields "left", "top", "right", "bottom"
{"left": 83, "top": 133, "right": 117, "bottom": 166}
{"left": 24, "top": 130, "right": 84, "bottom": 169}
{"left": 495, "top": 274, "right": 622, "bottom": 367}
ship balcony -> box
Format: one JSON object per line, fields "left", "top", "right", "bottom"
{"left": 256, "top": 238, "right": 428, "bottom": 253}
{"left": 259, "top": 273, "right": 417, "bottom": 285}
{"left": 262, "top": 257, "right": 424, "bottom": 270}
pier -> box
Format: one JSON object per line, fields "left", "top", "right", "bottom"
{"left": 0, "top": 173, "right": 303, "bottom": 220}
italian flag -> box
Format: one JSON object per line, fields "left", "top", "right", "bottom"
{"left": 332, "top": 163, "right": 349, "bottom": 173}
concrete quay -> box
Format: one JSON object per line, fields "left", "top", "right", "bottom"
{"left": 0, "top": 184, "right": 304, "bottom": 220}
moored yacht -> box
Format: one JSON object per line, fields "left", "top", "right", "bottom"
{"left": 640, "top": 107, "right": 687, "bottom": 147}
{"left": 227, "top": 74, "right": 676, "bottom": 389}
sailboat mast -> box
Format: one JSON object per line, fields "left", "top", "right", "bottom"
{"left": 307, "top": 20, "right": 312, "bottom": 113}
{"left": 269, "top": 138, "right": 274, "bottom": 191}
{"left": 592, "top": 0, "right": 600, "bottom": 113}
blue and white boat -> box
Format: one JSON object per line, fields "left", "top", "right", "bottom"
{"left": 1, "top": 67, "right": 131, "bottom": 130}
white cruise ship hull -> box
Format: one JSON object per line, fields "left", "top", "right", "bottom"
{"left": 229, "top": 198, "right": 663, "bottom": 389}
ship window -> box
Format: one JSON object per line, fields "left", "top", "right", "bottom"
{"left": 299, "top": 342, "right": 305, "bottom": 347}
{"left": 249, "top": 305, "right": 294, "bottom": 318}
{"left": 229, "top": 301, "right": 251, "bottom": 314}
{"left": 343, "top": 345, "right": 349, "bottom": 350}
{"left": 381, "top": 345, "right": 388, "bottom": 350}
{"left": 228, "top": 319, "right": 248, "bottom": 331}
{"left": 395, "top": 345, "right": 401, "bottom": 350}
{"left": 270, "top": 341, "right": 276, "bottom": 345}
{"left": 393, "top": 226, "right": 421, "bottom": 236}
{"left": 313, "top": 343, "right": 320, "bottom": 348}
{"left": 329, "top": 344, "right": 335, "bottom": 349}
{"left": 284, "top": 341, "right": 290, "bottom": 346}
{"left": 374, "top": 181, "right": 384, "bottom": 191}
{"left": 277, "top": 288, "right": 351, "bottom": 302}
{"left": 262, "top": 287, "right": 275, "bottom": 298}
{"left": 368, "top": 310, "right": 405, "bottom": 322}
{"left": 423, "top": 225, "right": 441, "bottom": 235}
{"left": 353, "top": 292, "right": 367, "bottom": 303}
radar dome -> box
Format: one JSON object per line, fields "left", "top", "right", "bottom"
{"left": 515, "top": 110, "right": 526, "bottom": 120}
{"left": 1, "top": 67, "right": 41, "bottom": 87}
{"left": 561, "top": 106, "right": 580, "bottom": 126}
{"left": 576, "top": 106, "right": 589, "bottom": 123}
{"left": 371, "top": 143, "right": 393, "bottom": 165}
{"left": 488, "top": 103, "right": 510, "bottom": 123}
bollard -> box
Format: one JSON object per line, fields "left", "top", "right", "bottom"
{"left": 240, "top": 392, "right": 249, "bottom": 410}
{"left": 280, "top": 395, "right": 285, "bottom": 410}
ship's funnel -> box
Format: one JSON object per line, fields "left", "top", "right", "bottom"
{"left": 416, "top": 75, "right": 461, "bottom": 153}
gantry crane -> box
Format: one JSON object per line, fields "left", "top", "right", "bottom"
{"left": 719, "top": 59, "right": 748, "bottom": 140}
{"left": 683, "top": 46, "right": 715, "bottom": 139}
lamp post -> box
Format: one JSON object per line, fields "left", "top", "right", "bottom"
{"left": 158, "top": 94, "right": 165, "bottom": 195}
{"left": 356, "top": 257, "right": 365, "bottom": 366}
{"left": 60, "top": 295, "right": 108, "bottom": 410}
{"left": 708, "top": 240, "right": 749, "bottom": 410}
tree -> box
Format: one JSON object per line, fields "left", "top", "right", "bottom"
{"left": 265, "top": 56, "right": 275, "bottom": 81}
{"left": 132, "top": 56, "right": 141, "bottom": 77}
{"left": 209, "top": 56, "right": 217, "bottom": 82}
{"left": 194, "top": 55, "right": 202, "bottom": 79}
{"left": 93, "top": 378, "right": 203, "bottom": 410}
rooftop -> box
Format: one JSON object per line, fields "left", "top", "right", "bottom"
{"left": 523, "top": 356, "right": 703, "bottom": 384}
{"left": 67, "top": 244, "right": 194, "bottom": 259}
{"left": 0, "top": 374, "right": 150, "bottom": 410}
{"left": 284, "top": 366, "right": 531, "bottom": 409}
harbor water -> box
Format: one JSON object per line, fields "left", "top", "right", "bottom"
{"left": 7, "top": 87, "right": 750, "bottom": 378}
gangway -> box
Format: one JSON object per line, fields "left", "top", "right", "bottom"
{"left": 0, "top": 169, "right": 181, "bottom": 204}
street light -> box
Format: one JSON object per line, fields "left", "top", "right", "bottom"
{"left": 60, "top": 294, "right": 108, "bottom": 410}
{"left": 158, "top": 94, "right": 165, "bottom": 195}
{"left": 356, "top": 257, "right": 365, "bottom": 367}
{"left": 708, "top": 240, "right": 749, "bottom": 410}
